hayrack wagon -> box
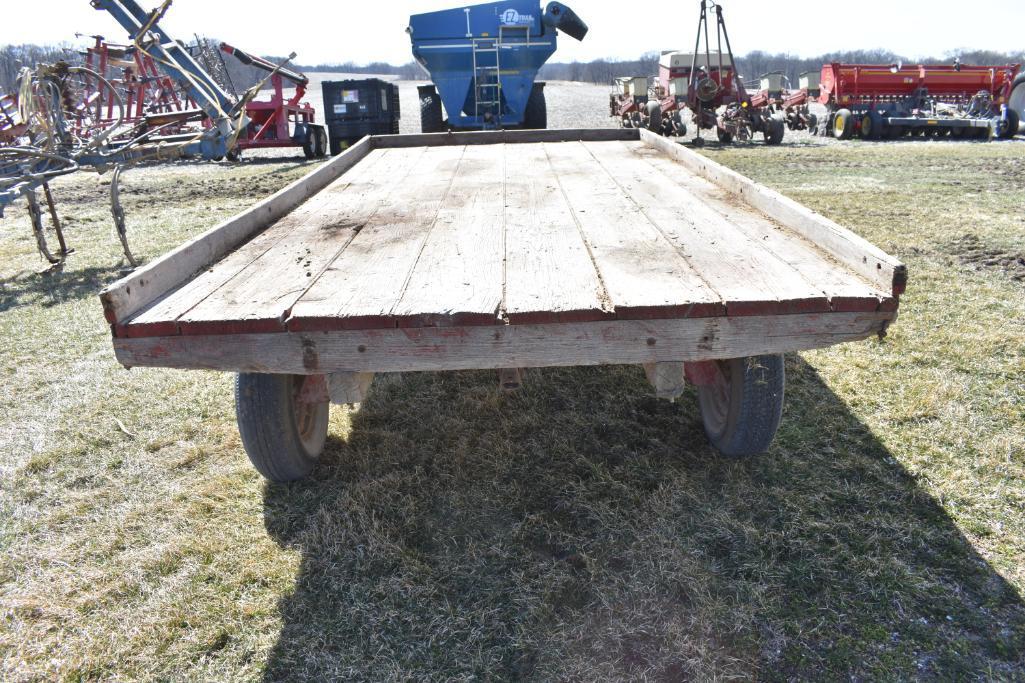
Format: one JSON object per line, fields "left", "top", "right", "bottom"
{"left": 99, "top": 128, "right": 906, "bottom": 482}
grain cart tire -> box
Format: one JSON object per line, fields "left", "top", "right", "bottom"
{"left": 524, "top": 83, "right": 548, "bottom": 130}
{"left": 833, "top": 108, "right": 854, "bottom": 139}
{"left": 419, "top": 85, "right": 445, "bottom": 133}
{"left": 697, "top": 355, "right": 785, "bottom": 457}
{"left": 235, "top": 373, "right": 329, "bottom": 482}
{"left": 1010, "top": 73, "right": 1025, "bottom": 134}
{"left": 716, "top": 127, "right": 733, "bottom": 143}
{"left": 996, "top": 108, "right": 1020, "bottom": 139}
{"left": 765, "top": 117, "right": 785, "bottom": 145}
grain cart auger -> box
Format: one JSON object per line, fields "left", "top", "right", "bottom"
{"left": 409, "top": 1, "right": 587, "bottom": 132}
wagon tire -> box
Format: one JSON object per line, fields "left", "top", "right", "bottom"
{"left": 996, "top": 108, "right": 1019, "bottom": 139}
{"left": 235, "top": 373, "right": 330, "bottom": 482}
{"left": 716, "top": 127, "right": 733, "bottom": 143}
{"left": 1009, "top": 73, "right": 1025, "bottom": 134}
{"left": 696, "top": 354, "right": 785, "bottom": 457}
{"left": 859, "top": 111, "right": 882, "bottom": 140}
{"left": 833, "top": 108, "right": 854, "bottom": 139}
{"left": 645, "top": 100, "right": 662, "bottom": 133}
{"left": 765, "top": 117, "right": 785, "bottom": 145}
{"left": 302, "top": 131, "right": 316, "bottom": 159}
{"left": 314, "top": 126, "right": 328, "bottom": 157}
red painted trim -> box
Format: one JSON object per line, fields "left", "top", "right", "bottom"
{"left": 177, "top": 318, "right": 286, "bottom": 336}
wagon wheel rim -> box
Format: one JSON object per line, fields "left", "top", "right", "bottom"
{"left": 701, "top": 361, "right": 732, "bottom": 437}
{"left": 292, "top": 376, "right": 322, "bottom": 451}
{"left": 834, "top": 114, "right": 846, "bottom": 136}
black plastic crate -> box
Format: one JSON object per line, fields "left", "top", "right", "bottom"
{"left": 322, "top": 78, "right": 401, "bottom": 154}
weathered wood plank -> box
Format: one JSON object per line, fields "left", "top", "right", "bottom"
{"left": 375, "top": 127, "right": 638, "bottom": 149}
{"left": 124, "top": 148, "right": 396, "bottom": 337}
{"left": 113, "top": 311, "right": 896, "bottom": 374}
{"left": 638, "top": 129, "right": 907, "bottom": 295}
{"left": 100, "top": 135, "right": 376, "bottom": 327}
{"left": 584, "top": 140, "right": 830, "bottom": 316}
{"left": 629, "top": 145, "right": 890, "bottom": 312}
{"left": 388, "top": 144, "right": 508, "bottom": 327}
{"left": 501, "top": 142, "right": 611, "bottom": 324}
{"left": 541, "top": 141, "right": 724, "bottom": 319}
{"left": 173, "top": 147, "right": 420, "bottom": 336}
{"left": 286, "top": 144, "right": 468, "bottom": 331}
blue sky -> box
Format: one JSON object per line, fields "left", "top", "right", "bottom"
{"left": 2, "top": 1, "right": 1023, "bottom": 65}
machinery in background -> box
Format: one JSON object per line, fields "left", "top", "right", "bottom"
{"left": 409, "top": 0, "right": 587, "bottom": 132}
{"left": 747, "top": 71, "right": 818, "bottom": 132}
{"left": 76, "top": 35, "right": 201, "bottom": 146}
{"left": 218, "top": 42, "right": 326, "bottom": 159}
{"left": 322, "top": 79, "right": 400, "bottom": 155}
{"left": 609, "top": 1, "right": 785, "bottom": 146}
{"left": 0, "top": 91, "right": 28, "bottom": 144}
{"left": 0, "top": 0, "right": 265, "bottom": 265}
{"left": 1011, "top": 72, "right": 1025, "bottom": 134}
{"left": 818, "top": 61, "right": 1021, "bottom": 140}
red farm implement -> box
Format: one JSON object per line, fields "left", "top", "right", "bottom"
{"left": 609, "top": 1, "right": 784, "bottom": 146}
{"left": 0, "top": 92, "right": 28, "bottom": 144}
{"left": 218, "top": 43, "right": 326, "bottom": 159}
{"left": 747, "top": 71, "right": 819, "bottom": 132}
{"left": 819, "top": 62, "right": 1021, "bottom": 140}
{"left": 74, "top": 36, "right": 204, "bottom": 145}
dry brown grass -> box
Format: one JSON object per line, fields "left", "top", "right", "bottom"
{"left": 1, "top": 133, "right": 1023, "bottom": 681}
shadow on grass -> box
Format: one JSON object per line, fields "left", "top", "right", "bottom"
{"left": 261, "top": 357, "right": 1025, "bottom": 680}
{"left": 0, "top": 263, "right": 130, "bottom": 314}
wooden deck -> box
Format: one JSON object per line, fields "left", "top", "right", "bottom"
{"left": 119, "top": 139, "right": 894, "bottom": 339}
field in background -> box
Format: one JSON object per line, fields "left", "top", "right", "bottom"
{"left": 1, "top": 81, "right": 1023, "bottom": 680}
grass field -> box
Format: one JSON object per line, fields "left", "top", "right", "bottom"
{"left": 1, "top": 135, "right": 1023, "bottom": 680}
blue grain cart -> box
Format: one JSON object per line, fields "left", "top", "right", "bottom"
{"left": 409, "top": 1, "right": 587, "bottom": 131}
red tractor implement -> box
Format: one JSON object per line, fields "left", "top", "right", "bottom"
{"left": 608, "top": 75, "right": 687, "bottom": 136}
{"left": 610, "top": 1, "right": 784, "bottom": 146}
{"left": 72, "top": 37, "right": 205, "bottom": 146}
{"left": 0, "top": 92, "right": 28, "bottom": 144}
{"left": 218, "top": 43, "right": 326, "bottom": 159}
{"left": 819, "top": 62, "right": 1020, "bottom": 140}
{"left": 748, "top": 71, "right": 819, "bottom": 132}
